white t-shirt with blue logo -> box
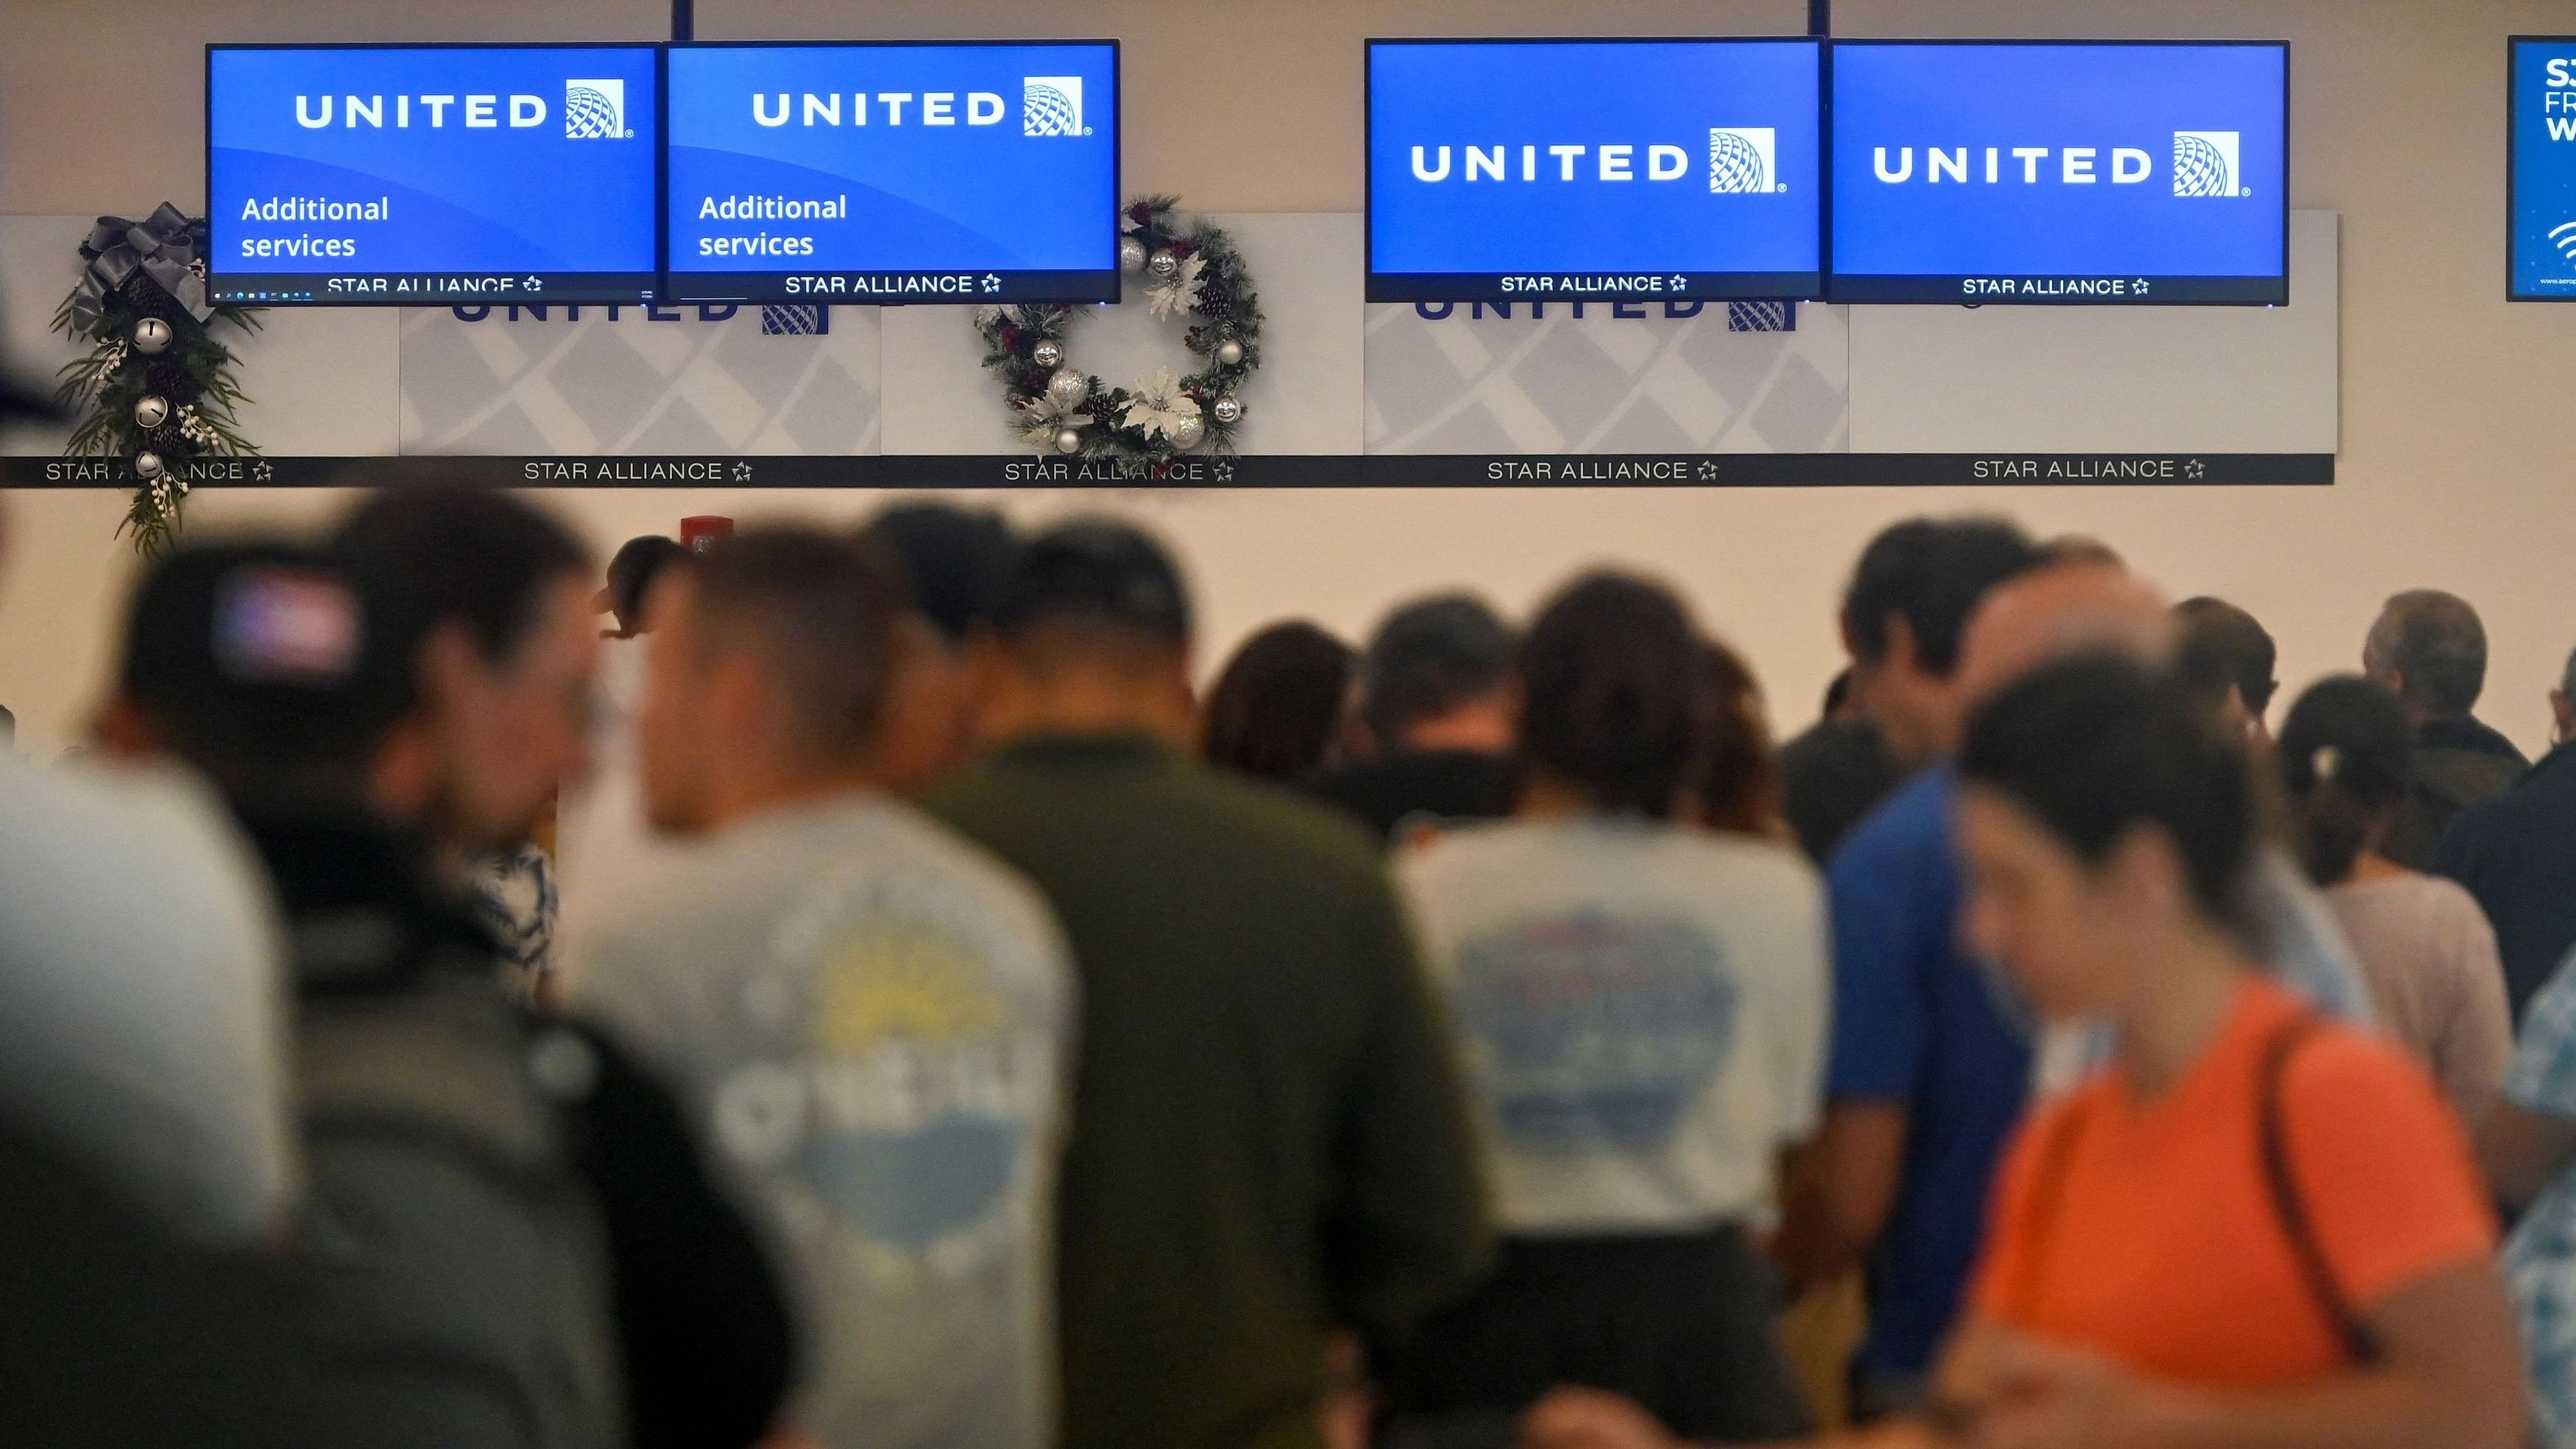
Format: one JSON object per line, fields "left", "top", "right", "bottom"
{"left": 1396, "top": 815, "right": 1829, "bottom": 1234}
{"left": 573, "top": 794, "right": 1074, "bottom": 1449}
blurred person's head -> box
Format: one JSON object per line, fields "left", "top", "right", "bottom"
{"left": 1356, "top": 593, "right": 1516, "bottom": 757}
{"left": 2274, "top": 676, "right": 2415, "bottom": 888}
{"left": 98, "top": 542, "right": 412, "bottom": 815}
{"left": 330, "top": 484, "right": 596, "bottom": 857}
{"left": 1838, "top": 517, "right": 2042, "bottom": 768}
{"left": 1200, "top": 621, "right": 1356, "bottom": 782}
{"left": 2039, "top": 534, "right": 2126, "bottom": 569}
{"left": 597, "top": 535, "right": 686, "bottom": 638}
{"left": 970, "top": 519, "right": 1195, "bottom": 748}
{"left": 1953, "top": 561, "right": 2173, "bottom": 712}
{"left": 857, "top": 502, "right": 1016, "bottom": 793}
{"left": 2173, "top": 596, "right": 2280, "bottom": 745}
{"left": 1958, "top": 656, "right": 2260, "bottom": 1024}
{"left": 1515, "top": 572, "right": 1713, "bottom": 819}
{"left": 635, "top": 528, "right": 907, "bottom": 836}
{"left": 1691, "top": 637, "right": 1780, "bottom": 837}
{"left": 2364, "top": 589, "right": 2489, "bottom": 725}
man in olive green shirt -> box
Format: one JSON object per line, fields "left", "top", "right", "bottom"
{"left": 926, "top": 520, "right": 1489, "bottom": 1449}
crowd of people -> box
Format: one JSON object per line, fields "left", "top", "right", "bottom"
{"left": 12, "top": 479, "right": 2576, "bottom": 1449}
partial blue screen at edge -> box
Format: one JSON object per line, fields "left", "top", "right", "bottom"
{"left": 1368, "top": 40, "right": 1823, "bottom": 279}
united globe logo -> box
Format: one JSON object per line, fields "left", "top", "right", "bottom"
{"left": 2173, "top": 130, "right": 2244, "bottom": 196}
{"left": 565, "top": 79, "right": 629, "bottom": 140}
{"left": 1708, "top": 127, "right": 1780, "bottom": 194}
{"left": 1023, "top": 77, "right": 1086, "bottom": 137}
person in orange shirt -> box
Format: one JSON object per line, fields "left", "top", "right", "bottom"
{"left": 1527, "top": 656, "right": 2523, "bottom": 1449}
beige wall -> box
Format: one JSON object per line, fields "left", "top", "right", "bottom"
{"left": 6, "top": 0, "right": 2575, "bottom": 763}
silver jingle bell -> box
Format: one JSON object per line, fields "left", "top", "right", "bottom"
{"left": 1168, "top": 414, "right": 1206, "bottom": 450}
{"left": 132, "top": 317, "right": 174, "bottom": 355}
{"left": 1211, "top": 395, "right": 1245, "bottom": 425}
{"left": 1148, "top": 250, "right": 1179, "bottom": 281}
{"left": 1214, "top": 339, "right": 1245, "bottom": 367}
{"left": 133, "top": 450, "right": 166, "bottom": 479}
{"left": 1045, "top": 368, "right": 1091, "bottom": 411}
{"left": 133, "top": 394, "right": 171, "bottom": 430}
{"left": 1032, "top": 339, "right": 1065, "bottom": 370}
{"left": 1055, "top": 428, "right": 1083, "bottom": 455}
{"left": 1118, "top": 236, "right": 1149, "bottom": 273}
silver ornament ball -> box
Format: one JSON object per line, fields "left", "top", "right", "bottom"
{"left": 132, "top": 317, "right": 174, "bottom": 355}
{"left": 133, "top": 450, "right": 166, "bottom": 480}
{"left": 1212, "top": 395, "right": 1245, "bottom": 425}
{"left": 133, "top": 394, "right": 171, "bottom": 430}
{"left": 1214, "top": 339, "right": 1245, "bottom": 367}
{"left": 1118, "top": 236, "right": 1149, "bottom": 273}
{"left": 1168, "top": 415, "right": 1206, "bottom": 450}
{"left": 1031, "top": 339, "right": 1064, "bottom": 370}
{"left": 1148, "top": 250, "right": 1179, "bottom": 281}
{"left": 1044, "top": 368, "right": 1091, "bottom": 411}
{"left": 1054, "top": 428, "right": 1083, "bottom": 456}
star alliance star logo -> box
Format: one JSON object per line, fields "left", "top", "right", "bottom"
{"left": 251, "top": 460, "right": 275, "bottom": 483}
{"left": 1697, "top": 460, "right": 1722, "bottom": 481}
{"left": 1211, "top": 460, "right": 1236, "bottom": 483}
{"left": 2184, "top": 458, "right": 2207, "bottom": 480}
{"left": 731, "top": 461, "right": 754, "bottom": 481}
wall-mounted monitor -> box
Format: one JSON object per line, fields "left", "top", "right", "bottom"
{"left": 1827, "top": 41, "right": 2289, "bottom": 305}
{"left": 664, "top": 41, "right": 1120, "bottom": 304}
{"left": 1366, "top": 38, "right": 1825, "bottom": 304}
{"left": 2510, "top": 37, "right": 2576, "bottom": 301}
{"left": 205, "top": 44, "right": 660, "bottom": 305}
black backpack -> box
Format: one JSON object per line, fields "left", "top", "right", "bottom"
{"left": 296, "top": 953, "right": 627, "bottom": 1449}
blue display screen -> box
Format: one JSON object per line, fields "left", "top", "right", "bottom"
{"left": 2510, "top": 39, "right": 2576, "bottom": 300}
{"left": 206, "top": 45, "right": 659, "bottom": 305}
{"left": 1829, "top": 43, "right": 2288, "bottom": 304}
{"left": 1367, "top": 40, "right": 1823, "bottom": 303}
{"left": 665, "top": 43, "right": 1119, "bottom": 304}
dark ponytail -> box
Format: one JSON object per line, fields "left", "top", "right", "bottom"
{"left": 2273, "top": 676, "right": 2413, "bottom": 886}
{"left": 1517, "top": 572, "right": 1713, "bottom": 818}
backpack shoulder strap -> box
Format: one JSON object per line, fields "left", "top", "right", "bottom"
{"left": 2257, "top": 1013, "right": 2380, "bottom": 1365}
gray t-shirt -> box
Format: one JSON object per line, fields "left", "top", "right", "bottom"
{"left": 0, "top": 757, "right": 295, "bottom": 1243}
{"left": 573, "top": 794, "right": 1075, "bottom": 1449}
{"left": 1396, "top": 815, "right": 1829, "bottom": 1233}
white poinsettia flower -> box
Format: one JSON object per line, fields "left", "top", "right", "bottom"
{"left": 974, "top": 305, "right": 1006, "bottom": 329}
{"left": 1118, "top": 368, "right": 1202, "bottom": 441}
{"left": 1014, "top": 392, "right": 1093, "bottom": 448}
{"left": 1145, "top": 254, "right": 1206, "bottom": 320}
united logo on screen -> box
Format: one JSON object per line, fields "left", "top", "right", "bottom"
{"left": 1023, "top": 76, "right": 1084, "bottom": 137}
{"left": 565, "top": 78, "right": 629, "bottom": 140}
{"left": 2172, "top": 130, "right": 2243, "bottom": 197}
{"left": 1708, "top": 127, "right": 1777, "bottom": 194}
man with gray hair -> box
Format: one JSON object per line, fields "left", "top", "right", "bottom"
{"left": 2435, "top": 642, "right": 2576, "bottom": 1019}
{"left": 2364, "top": 589, "right": 2530, "bottom": 868}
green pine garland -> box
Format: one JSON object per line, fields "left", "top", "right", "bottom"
{"left": 49, "top": 212, "right": 263, "bottom": 555}
{"left": 976, "top": 196, "right": 1263, "bottom": 467}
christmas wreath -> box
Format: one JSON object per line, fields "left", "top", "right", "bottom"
{"left": 49, "top": 205, "right": 263, "bottom": 554}
{"left": 976, "top": 196, "right": 1262, "bottom": 466}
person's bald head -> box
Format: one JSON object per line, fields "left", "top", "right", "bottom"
{"left": 1956, "top": 562, "right": 2174, "bottom": 712}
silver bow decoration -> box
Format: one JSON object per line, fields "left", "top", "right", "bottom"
{"left": 70, "top": 203, "right": 210, "bottom": 335}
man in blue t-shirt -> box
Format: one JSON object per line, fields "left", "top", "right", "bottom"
{"left": 1773, "top": 517, "right": 2042, "bottom": 1417}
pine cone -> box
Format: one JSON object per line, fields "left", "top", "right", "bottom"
{"left": 124, "top": 275, "right": 184, "bottom": 323}
{"left": 146, "top": 361, "right": 199, "bottom": 402}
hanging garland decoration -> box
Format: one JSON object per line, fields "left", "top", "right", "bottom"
{"left": 49, "top": 205, "right": 263, "bottom": 555}
{"left": 976, "top": 196, "right": 1262, "bottom": 467}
